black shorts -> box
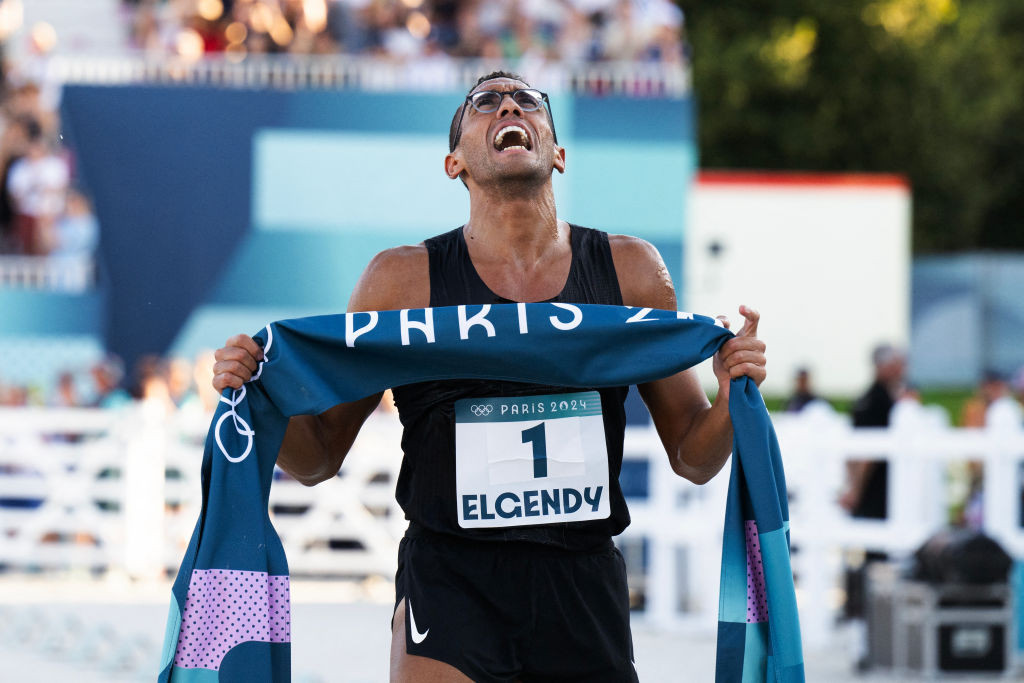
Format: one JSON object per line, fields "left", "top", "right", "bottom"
{"left": 394, "top": 527, "right": 638, "bottom": 682}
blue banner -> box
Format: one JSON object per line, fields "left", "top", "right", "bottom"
{"left": 158, "top": 303, "right": 802, "bottom": 682}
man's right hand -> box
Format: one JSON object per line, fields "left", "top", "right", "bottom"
{"left": 212, "top": 334, "right": 264, "bottom": 392}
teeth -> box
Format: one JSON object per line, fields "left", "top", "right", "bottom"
{"left": 494, "top": 125, "right": 529, "bottom": 149}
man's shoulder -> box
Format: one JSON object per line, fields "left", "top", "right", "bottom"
{"left": 349, "top": 243, "right": 430, "bottom": 311}
{"left": 368, "top": 243, "right": 429, "bottom": 268}
{"left": 605, "top": 234, "right": 675, "bottom": 309}
{"left": 606, "top": 233, "right": 656, "bottom": 256}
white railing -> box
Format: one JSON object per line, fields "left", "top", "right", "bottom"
{"left": 0, "top": 402, "right": 1021, "bottom": 655}
{"left": 49, "top": 55, "right": 690, "bottom": 96}
{"left": 0, "top": 404, "right": 403, "bottom": 580}
{"left": 779, "top": 402, "right": 1024, "bottom": 654}
{"left": 0, "top": 255, "right": 94, "bottom": 292}
{"left": 624, "top": 401, "right": 1023, "bottom": 654}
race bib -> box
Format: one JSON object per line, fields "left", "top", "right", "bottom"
{"left": 454, "top": 391, "right": 610, "bottom": 528}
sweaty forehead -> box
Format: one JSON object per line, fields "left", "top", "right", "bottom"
{"left": 471, "top": 77, "right": 530, "bottom": 94}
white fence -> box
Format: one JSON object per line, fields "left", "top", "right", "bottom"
{"left": 1, "top": 402, "right": 1021, "bottom": 651}
{"left": 620, "top": 400, "right": 1024, "bottom": 652}
{"left": 0, "top": 404, "right": 403, "bottom": 581}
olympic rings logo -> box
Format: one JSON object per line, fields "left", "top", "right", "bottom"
{"left": 470, "top": 405, "right": 493, "bottom": 417}
{"left": 216, "top": 323, "right": 273, "bottom": 464}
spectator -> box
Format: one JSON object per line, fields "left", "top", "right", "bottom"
{"left": 984, "top": 370, "right": 1023, "bottom": 427}
{"left": 839, "top": 343, "right": 905, "bottom": 659}
{"left": 6, "top": 117, "right": 69, "bottom": 255}
{"left": 0, "top": 374, "right": 29, "bottom": 407}
{"left": 167, "top": 356, "right": 198, "bottom": 409}
{"left": 49, "top": 371, "right": 80, "bottom": 407}
{"left": 117, "top": 0, "right": 686, "bottom": 66}
{"left": 952, "top": 371, "right": 1022, "bottom": 532}
{"left": 191, "top": 350, "right": 221, "bottom": 413}
{"left": 602, "top": 0, "right": 645, "bottom": 61}
{"left": 0, "top": 383, "right": 29, "bottom": 407}
{"left": 962, "top": 369, "right": 1024, "bottom": 428}
{"left": 784, "top": 366, "right": 818, "bottom": 413}
{"left": 3, "top": 82, "right": 57, "bottom": 137}
{"left": 134, "top": 355, "right": 170, "bottom": 398}
{"left": 128, "top": 0, "right": 167, "bottom": 53}
{"left": 841, "top": 343, "right": 905, "bottom": 519}
{"left": 0, "top": 116, "right": 30, "bottom": 252}
{"left": 89, "top": 355, "right": 132, "bottom": 409}
{"left": 49, "top": 188, "right": 99, "bottom": 289}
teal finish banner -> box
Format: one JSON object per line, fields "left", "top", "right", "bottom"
{"left": 158, "top": 303, "right": 802, "bottom": 682}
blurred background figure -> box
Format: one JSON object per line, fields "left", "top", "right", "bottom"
{"left": 784, "top": 366, "right": 818, "bottom": 413}
{"left": 839, "top": 343, "right": 905, "bottom": 654}
{"left": 962, "top": 369, "right": 1024, "bottom": 428}
{"left": 111, "top": 0, "right": 692, "bottom": 64}
{"left": 133, "top": 354, "right": 175, "bottom": 415}
{"left": 89, "top": 354, "right": 131, "bottom": 409}
{"left": 986, "top": 370, "right": 1021, "bottom": 428}
{"left": 955, "top": 370, "right": 1024, "bottom": 530}
{"left": 841, "top": 344, "right": 906, "bottom": 519}
{"left": 48, "top": 370, "right": 79, "bottom": 408}
{"left": 5, "top": 116, "right": 68, "bottom": 255}
{"left": 50, "top": 187, "right": 99, "bottom": 291}
{"left": 191, "top": 349, "right": 221, "bottom": 413}
{"left": 166, "top": 356, "right": 197, "bottom": 410}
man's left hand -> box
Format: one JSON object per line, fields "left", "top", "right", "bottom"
{"left": 713, "top": 305, "right": 767, "bottom": 392}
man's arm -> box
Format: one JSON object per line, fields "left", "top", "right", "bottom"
{"left": 609, "top": 235, "right": 767, "bottom": 485}
{"left": 212, "top": 245, "right": 429, "bottom": 486}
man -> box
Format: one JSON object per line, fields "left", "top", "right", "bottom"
{"left": 841, "top": 343, "right": 905, "bottom": 519}
{"left": 212, "top": 71, "right": 766, "bottom": 682}
{"left": 6, "top": 117, "right": 69, "bottom": 255}
{"left": 839, "top": 343, "right": 903, "bottom": 640}
{"left": 784, "top": 367, "right": 818, "bottom": 413}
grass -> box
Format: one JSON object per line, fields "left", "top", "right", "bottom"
{"left": 761, "top": 388, "right": 976, "bottom": 425}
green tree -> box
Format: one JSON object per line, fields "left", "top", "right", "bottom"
{"left": 682, "top": 0, "right": 1024, "bottom": 252}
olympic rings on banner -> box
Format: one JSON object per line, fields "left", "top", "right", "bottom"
{"left": 216, "top": 324, "right": 273, "bottom": 464}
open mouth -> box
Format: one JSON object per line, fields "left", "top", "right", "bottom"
{"left": 493, "top": 125, "right": 531, "bottom": 152}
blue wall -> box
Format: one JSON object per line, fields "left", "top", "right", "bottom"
{"left": 59, "top": 85, "right": 695, "bottom": 368}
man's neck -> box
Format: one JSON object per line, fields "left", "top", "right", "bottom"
{"left": 464, "top": 185, "right": 562, "bottom": 262}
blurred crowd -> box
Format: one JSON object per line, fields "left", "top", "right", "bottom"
{"left": 0, "top": 349, "right": 405, "bottom": 419}
{"left": 0, "top": 80, "right": 96, "bottom": 261}
{"left": 0, "top": 0, "right": 686, "bottom": 263}
{"left": 787, "top": 347, "right": 1024, "bottom": 533}
{"left": 122, "top": 0, "right": 686, "bottom": 65}
{"left": 785, "top": 354, "right": 1024, "bottom": 431}
{"left": 0, "top": 350, "right": 219, "bottom": 416}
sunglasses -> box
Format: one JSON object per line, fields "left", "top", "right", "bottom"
{"left": 451, "top": 88, "right": 557, "bottom": 151}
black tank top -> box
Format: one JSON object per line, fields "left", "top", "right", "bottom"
{"left": 391, "top": 225, "right": 630, "bottom": 551}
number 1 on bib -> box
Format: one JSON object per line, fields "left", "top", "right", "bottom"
{"left": 521, "top": 423, "right": 547, "bottom": 478}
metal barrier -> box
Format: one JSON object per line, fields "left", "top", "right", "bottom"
{"left": 49, "top": 55, "right": 690, "bottom": 96}
{"left": 1, "top": 401, "right": 1021, "bottom": 656}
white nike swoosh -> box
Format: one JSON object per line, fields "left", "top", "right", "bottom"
{"left": 408, "top": 599, "right": 429, "bottom": 644}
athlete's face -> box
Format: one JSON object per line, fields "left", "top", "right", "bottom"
{"left": 445, "top": 78, "right": 565, "bottom": 190}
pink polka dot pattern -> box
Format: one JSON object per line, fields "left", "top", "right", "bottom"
{"left": 744, "top": 520, "right": 768, "bottom": 623}
{"left": 173, "top": 569, "right": 291, "bottom": 670}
